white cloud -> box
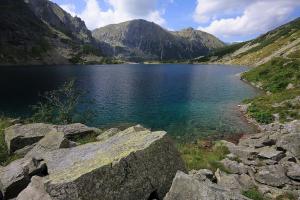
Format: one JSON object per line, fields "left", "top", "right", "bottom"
{"left": 194, "top": 0, "right": 300, "bottom": 39}
{"left": 60, "top": 0, "right": 166, "bottom": 30}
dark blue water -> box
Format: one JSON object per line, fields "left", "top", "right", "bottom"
{"left": 0, "top": 64, "right": 260, "bottom": 140}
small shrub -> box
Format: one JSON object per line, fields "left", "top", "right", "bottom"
{"left": 31, "top": 80, "right": 95, "bottom": 125}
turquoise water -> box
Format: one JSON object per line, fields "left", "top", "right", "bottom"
{"left": 0, "top": 64, "right": 260, "bottom": 141}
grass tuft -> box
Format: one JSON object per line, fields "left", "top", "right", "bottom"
{"left": 242, "top": 187, "right": 265, "bottom": 200}
{"left": 177, "top": 140, "right": 230, "bottom": 172}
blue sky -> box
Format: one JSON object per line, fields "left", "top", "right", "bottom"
{"left": 52, "top": 0, "right": 300, "bottom": 43}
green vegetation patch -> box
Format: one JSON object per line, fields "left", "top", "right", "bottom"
{"left": 244, "top": 89, "right": 300, "bottom": 124}
{"left": 242, "top": 187, "right": 266, "bottom": 200}
{"left": 177, "top": 140, "right": 229, "bottom": 171}
{"left": 242, "top": 58, "right": 300, "bottom": 93}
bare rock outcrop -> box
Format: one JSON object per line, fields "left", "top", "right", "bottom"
{"left": 11, "top": 124, "right": 186, "bottom": 200}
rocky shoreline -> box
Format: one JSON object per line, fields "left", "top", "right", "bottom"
{"left": 1, "top": 116, "right": 299, "bottom": 200}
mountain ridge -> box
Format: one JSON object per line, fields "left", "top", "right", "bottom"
{"left": 92, "top": 19, "right": 225, "bottom": 62}
{"left": 196, "top": 17, "right": 300, "bottom": 66}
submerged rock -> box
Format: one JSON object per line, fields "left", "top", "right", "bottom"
{"left": 4, "top": 123, "right": 55, "bottom": 154}
{"left": 26, "top": 126, "right": 186, "bottom": 200}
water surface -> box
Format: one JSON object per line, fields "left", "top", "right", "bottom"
{"left": 0, "top": 64, "right": 260, "bottom": 141}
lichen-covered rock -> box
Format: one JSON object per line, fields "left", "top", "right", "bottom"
{"left": 96, "top": 128, "right": 120, "bottom": 141}
{"left": 164, "top": 171, "right": 250, "bottom": 200}
{"left": 35, "top": 126, "right": 186, "bottom": 200}
{"left": 25, "top": 130, "right": 71, "bottom": 159}
{"left": 5, "top": 123, "right": 55, "bottom": 154}
{"left": 0, "top": 158, "right": 47, "bottom": 199}
{"left": 16, "top": 176, "right": 52, "bottom": 200}
{"left": 54, "top": 123, "right": 100, "bottom": 140}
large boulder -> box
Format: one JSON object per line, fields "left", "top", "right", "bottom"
{"left": 25, "top": 130, "right": 71, "bottom": 159}
{"left": 26, "top": 126, "right": 186, "bottom": 200}
{"left": 5, "top": 123, "right": 55, "bottom": 154}
{"left": 54, "top": 123, "right": 100, "bottom": 140}
{"left": 0, "top": 158, "right": 47, "bottom": 199}
{"left": 164, "top": 171, "right": 250, "bottom": 200}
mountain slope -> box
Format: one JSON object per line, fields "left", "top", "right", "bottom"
{"left": 25, "top": 0, "right": 93, "bottom": 44}
{"left": 196, "top": 17, "right": 300, "bottom": 66}
{"left": 0, "top": 0, "right": 107, "bottom": 65}
{"left": 92, "top": 19, "right": 225, "bottom": 62}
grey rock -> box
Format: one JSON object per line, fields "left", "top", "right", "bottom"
{"left": 277, "top": 133, "right": 300, "bottom": 159}
{"left": 257, "top": 147, "right": 285, "bottom": 161}
{"left": 14, "top": 144, "right": 37, "bottom": 157}
{"left": 25, "top": 130, "right": 71, "bottom": 159}
{"left": 164, "top": 171, "right": 250, "bottom": 200}
{"left": 226, "top": 153, "right": 238, "bottom": 160}
{"left": 286, "top": 163, "right": 300, "bottom": 181}
{"left": 16, "top": 176, "right": 52, "bottom": 200}
{"left": 37, "top": 127, "right": 186, "bottom": 200}
{"left": 237, "top": 174, "right": 255, "bottom": 191}
{"left": 4, "top": 123, "right": 55, "bottom": 154}
{"left": 0, "top": 158, "right": 47, "bottom": 199}
{"left": 221, "top": 141, "right": 258, "bottom": 160}
{"left": 255, "top": 165, "right": 290, "bottom": 187}
{"left": 96, "top": 128, "right": 120, "bottom": 141}
{"left": 215, "top": 169, "right": 242, "bottom": 193}
{"left": 220, "top": 158, "right": 249, "bottom": 174}
{"left": 189, "top": 169, "right": 214, "bottom": 181}
{"left": 54, "top": 123, "right": 100, "bottom": 140}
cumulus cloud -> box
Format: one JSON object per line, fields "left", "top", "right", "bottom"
{"left": 60, "top": 0, "right": 166, "bottom": 30}
{"left": 194, "top": 0, "right": 300, "bottom": 39}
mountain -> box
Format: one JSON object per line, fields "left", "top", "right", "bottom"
{"left": 196, "top": 17, "right": 300, "bottom": 66}
{"left": 25, "top": 0, "right": 93, "bottom": 44}
{"left": 92, "top": 19, "right": 225, "bottom": 62}
{"left": 0, "top": 0, "right": 107, "bottom": 65}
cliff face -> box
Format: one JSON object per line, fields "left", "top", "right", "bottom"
{"left": 92, "top": 19, "right": 225, "bottom": 62}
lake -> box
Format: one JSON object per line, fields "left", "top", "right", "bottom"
{"left": 0, "top": 64, "right": 260, "bottom": 141}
